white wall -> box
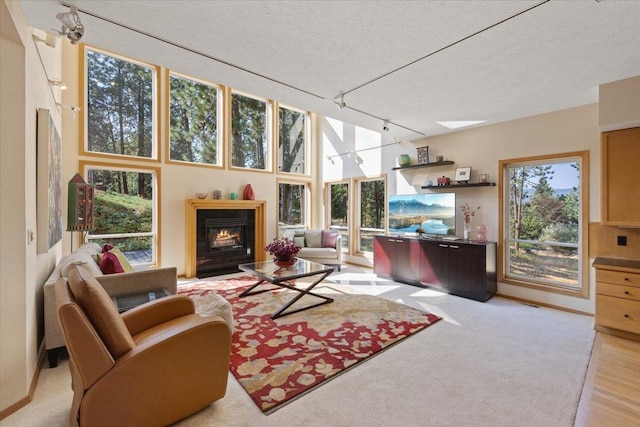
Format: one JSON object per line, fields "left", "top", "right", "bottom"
{"left": 321, "top": 104, "right": 600, "bottom": 314}
{"left": 1, "top": 0, "right": 62, "bottom": 414}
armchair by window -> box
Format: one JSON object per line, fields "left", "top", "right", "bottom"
{"left": 55, "top": 265, "right": 231, "bottom": 426}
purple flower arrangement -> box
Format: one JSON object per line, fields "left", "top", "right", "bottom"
{"left": 265, "top": 237, "right": 301, "bottom": 261}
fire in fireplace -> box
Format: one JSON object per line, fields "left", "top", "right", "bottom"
{"left": 209, "top": 227, "right": 242, "bottom": 248}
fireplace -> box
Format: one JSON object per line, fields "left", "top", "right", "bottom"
{"left": 185, "top": 199, "right": 266, "bottom": 278}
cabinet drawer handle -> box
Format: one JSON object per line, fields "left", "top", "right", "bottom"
{"left": 396, "top": 240, "right": 403, "bottom": 243}
{"left": 389, "top": 239, "right": 396, "bottom": 242}
{"left": 624, "top": 314, "right": 630, "bottom": 318}
{"left": 625, "top": 291, "right": 630, "bottom": 295}
{"left": 438, "top": 244, "right": 449, "bottom": 248}
{"left": 449, "top": 245, "right": 459, "bottom": 249}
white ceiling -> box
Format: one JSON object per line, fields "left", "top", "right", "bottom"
{"left": 20, "top": 0, "right": 640, "bottom": 141}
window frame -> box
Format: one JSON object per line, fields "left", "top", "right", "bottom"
{"left": 165, "top": 70, "right": 223, "bottom": 169}
{"left": 326, "top": 180, "right": 350, "bottom": 253}
{"left": 80, "top": 45, "right": 161, "bottom": 163}
{"left": 79, "top": 160, "right": 162, "bottom": 266}
{"left": 498, "top": 151, "right": 589, "bottom": 298}
{"left": 228, "top": 89, "right": 272, "bottom": 173}
{"left": 277, "top": 178, "right": 311, "bottom": 237}
{"left": 354, "top": 175, "right": 387, "bottom": 256}
{"left": 276, "top": 103, "right": 310, "bottom": 176}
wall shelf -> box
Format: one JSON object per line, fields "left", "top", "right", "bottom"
{"left": 392, "top": 160, "right": 454, "bottom": 171}
{"left": 421, "top": 182, "right": 496, "bottom": 189}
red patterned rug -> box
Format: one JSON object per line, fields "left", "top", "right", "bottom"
{"left": 178, "top": 276, "right": 441, "bottom": 414}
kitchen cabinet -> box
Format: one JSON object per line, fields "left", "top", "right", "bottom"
{"left": 593, "top": 257, "right": 640, "bottom": 341}
{"left": 601, "top": 127, "right": 640, "bottom": 226}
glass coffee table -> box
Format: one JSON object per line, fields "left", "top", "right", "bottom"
{"left": 238, "top": 259, "right": 334, "bottom": 319}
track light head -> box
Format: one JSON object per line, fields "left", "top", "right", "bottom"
{"left": 56, "top": 7, "right": 84, "bottom": 44}
{"left": 48, "top": 79, "right": 67, "bottom": 90}
{"left": 334, "top": 93, "right": 346, "bottom": 110}
{"left": 383, "top": 120, "right": 390, "bottom": 132}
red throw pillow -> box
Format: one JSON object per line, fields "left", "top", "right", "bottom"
{"left": 99, "top": 250, "right": 124, "bottom": 274}
{"left": 322, "top": 230, "right": 338, "bottom": 248}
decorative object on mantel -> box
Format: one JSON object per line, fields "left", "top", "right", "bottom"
{"left": 243, "top": 184, "right": 255, "bottom": 200}
{"left": 437, "top": 176, "right": 451, "bottom": 186}
{"left": 476, "top": 224, "right": 488, "bottom": 242}
{"left": 213, "top": 189, "right": 222, "bottom": 199}
{"left": 417, "top": 146, "right": 429, "bottom": 164}
{"left": 461, "top": 202, "right": 481, "bottom": 240}
{"left": 455, "top": 167, "right": 472, "bottom": 184}
{"left": 397, "top": 154, "right": 411, "bottom": 167}
{"left": 229, "top": 191, "right": 237, "bottom": 200}
{"left": 265, "top": 237, "right": 301, "bottom": 267}
{"left": 195, "top": 192, "right": 207, "bottom": 199}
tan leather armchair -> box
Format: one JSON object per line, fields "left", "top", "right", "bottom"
{"left": 56, "top": 265, "right": 231, "bottom": 427}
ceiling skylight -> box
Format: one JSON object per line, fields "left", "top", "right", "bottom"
{"left": 436, "top": 120, "right": 487, "bottom": 129}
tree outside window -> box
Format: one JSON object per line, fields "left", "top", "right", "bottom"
{"left": 358, "top": 178, "right": 385, "bottom": 253}
{"left": 278, "top": 182, "right": 307, "bottom": 236}
{"left": 328, "top": 182, "right": 349, "bottom": 251}
{"left": 278, "top": 106, "right": 306, "bottom": 174}
{"left": 86, "top": 49, "right": 154, "bottom": 158}
{"left": 501, "top": 153, "right": 587, "bottom": 294}
{"left": 231, "top": 92, "right": 267, "bottom": 170}
{"left": 169, "top": 73, "right": 219, "bottom": 165}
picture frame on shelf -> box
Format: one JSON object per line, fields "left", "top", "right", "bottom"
{"left": 454, "top": 167, "right": 471, "bottom": 184}
{"left": 416, "top": 146, "right": 429, "bottom": 164}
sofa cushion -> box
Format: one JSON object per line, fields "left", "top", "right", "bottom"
{"left": 67, "top": 265, "right": 135, "bottom": 358}
{"left": 304, "top": 230, "right": 323, "bottom": 248}
{"left": 322, "top": 230, "right": 339, "bottom": 248}
{"left": 299, "top": 247, "right": 337, "bottom": 259}
{"left": 58, "top": 250, "right": 103, "bottom": 279}
{"left": 293, "top": 236, "right": 305, "bottom": 248}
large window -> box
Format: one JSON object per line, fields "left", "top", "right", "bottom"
{"left": 85, "top": 48, "right": 156, "bottom": 159}
{"left": 357, "top": 177, "right": 386, "bottom": 254}
{"left": 499, "top": 152, "right": 588, "bottom": 297}
{"left": 278, "top": 105, "right": 307, "bottom": 174}
{"left": 328, "top": 181, "right": 349, "bottom": 251}
{"left": 278, "top": 181, "right": 308, "bottom": 236}
{"left": 82, "top": 162, "right": 159, "bottom": 266}
{"left": 231, "top": 91, "right": 268, "bottom": 170}
{"left": 169, "top": 73, "right": 220, "bottom": 165}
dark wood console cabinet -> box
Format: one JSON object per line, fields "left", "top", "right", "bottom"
{"left": 374, "top": 235, "right": 497, "bottom": 302}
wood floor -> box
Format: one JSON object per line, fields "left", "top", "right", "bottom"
{"left": 575, "top": 332, "right": 640, "bottom": 426}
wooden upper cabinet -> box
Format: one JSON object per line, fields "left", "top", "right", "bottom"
{"left": 601, "top": 127, "right": 640, "bottom": 226}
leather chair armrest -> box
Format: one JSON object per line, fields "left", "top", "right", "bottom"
{"left": 95, "top": 267, "right": 178, "bottom": 297}
{"left": 121, "top": 295, "right": 195, "bottom": 336}
{"left": 79, "top": 316, "right": 231, "bottom": 426}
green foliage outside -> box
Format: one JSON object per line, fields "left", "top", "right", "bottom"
{"left": 92, "top": 190, "right": 152, "bottom": 251}
{"left": 231, "top": 93, "right": 266, "bottom": 169}
{"left": 169, "top": 74, "right": 218, "bottom": 164}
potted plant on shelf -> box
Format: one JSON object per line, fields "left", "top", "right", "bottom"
{"left": 265, "top": 237, "right": 301, "bottom": 267}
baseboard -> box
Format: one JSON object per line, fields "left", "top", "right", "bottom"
{"left": 496, "top": 293, "right": 594, "bottom": 317}
{"left": 0, "top": 340, "right": 46, "bottom": 420}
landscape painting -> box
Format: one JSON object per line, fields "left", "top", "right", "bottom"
{"left": 388, "top": 193, "right": 456, "bottom": 236}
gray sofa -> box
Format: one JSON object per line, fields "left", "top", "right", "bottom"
{"left": 43, "top": 243, "right": 177, "bottom": 367}
{"left": 292, "top": 229, "right": 342, "bottom": 270}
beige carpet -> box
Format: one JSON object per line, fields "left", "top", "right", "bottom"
{"left": 3, "top": 267, "right": 595, "bottom": 426}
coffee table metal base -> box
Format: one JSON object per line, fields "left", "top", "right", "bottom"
{"left": 238, "top": 261, "right": 334, "bottom": 319}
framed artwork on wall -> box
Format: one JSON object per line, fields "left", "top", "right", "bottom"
{"left": 37, "top": 108, "right": 63, "bottom": 252}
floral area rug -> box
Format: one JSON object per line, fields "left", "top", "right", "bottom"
{"left": 178, "top": 276, "right": 441, "bottom": 414}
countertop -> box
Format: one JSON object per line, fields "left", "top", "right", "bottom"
{"left": 593, "top": 257, "right": 640, "bottom": 273}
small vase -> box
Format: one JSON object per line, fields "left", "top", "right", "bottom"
{"left": 463, "top": 222, "right": 472, "bottom": 240}
{"left": 476, "top": 224, "right": 488, "bottom": 242}
{"left": 243, "top": 184, "right": 255, "bottom": 200}
{"left": 397, "top": 154, "right": 411, "bottom": 167}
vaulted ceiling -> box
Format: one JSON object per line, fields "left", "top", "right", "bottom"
{"left": 20, "top": 0, "right": 640, "bottom": 141}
